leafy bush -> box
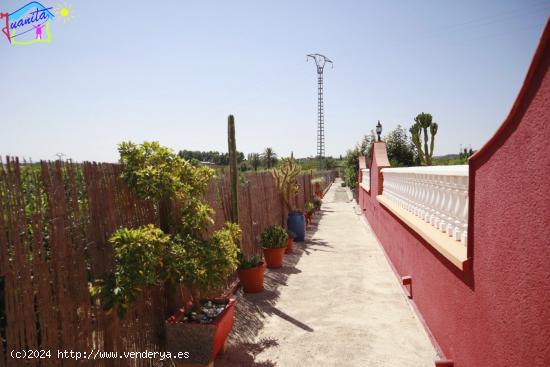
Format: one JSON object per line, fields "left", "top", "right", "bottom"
{"left": 89, "top": 225, "right": 175, "bottom": 318}
{"left": 118, "top": 141, "right": 213, "bottom": 203}
{"left": 260, "top": 225, "right": 288, "bottom": 249}
{"left": 91, "top": 142, "right": 242, "bottom": 318}
{"left": 305, "top": 201, "right": 315, "bottom": 213}
{"left": 175, "top": 222, "right": 241, "bottom": 292}
{"left": 385, "top": 125, "right": 418, "bottom": 167}
{"left": 118, "top": 141, "right": 214, "bottom": 235}
{"left": 312, "top": 196, "right": 322, "bottom": 209}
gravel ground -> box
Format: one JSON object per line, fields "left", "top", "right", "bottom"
{"left": 216, "top": 179, "right": 437, "bottom": 367}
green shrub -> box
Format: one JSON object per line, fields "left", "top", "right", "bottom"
{"left": 91, "top": 142, "right": 242, "bottom": 318}
{"left": 260, "top": 225, "right": 288, "bottom": 249}
{"left": 89, "top": 225, "right": 175, "bottom": 318}
{"left": 175, "top": 222, "right": 241, "bottom": 292}
{"left": 312, "top": 196, "right": 322, "bottom": 209}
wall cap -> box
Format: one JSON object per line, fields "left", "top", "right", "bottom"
{"left": 377, "top": 195, "right": 469, "bottom": 270}
{"left": 370, "top": 142, "right": 391, "bottom": 168}
{"left": 381, "top": 165, "right": 468, "bottom": 176}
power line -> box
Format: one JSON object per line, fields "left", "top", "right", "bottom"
{"left": 450, "top": 21, "right": 546, "bottom": 44}
{"left": 427, "top": 1, "right": 550, "bottom": 36}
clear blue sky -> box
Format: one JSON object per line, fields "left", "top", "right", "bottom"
{"left": 1, "top": 0, "right": 548, "bottom": 162}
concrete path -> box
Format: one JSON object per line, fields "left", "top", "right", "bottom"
{"left": 217, "top": 179, "right": 438, "bottom": 367}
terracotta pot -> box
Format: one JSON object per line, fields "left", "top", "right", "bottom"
{"left": 263, "top": 247, "right": 286, "bottom": 268}
{"left": 165, "top": 298, "right": 236, "bottom": 365}
{"left": 285, "top": 237, "right": 294, "bottom": 254}
{"left": 305, "top": 211, "right": 313, "bottom": 225}
{"left": 237, "top": 262, "right": 265, "bottom": 293}
{"left": 314, "top": 182, "right": 321, "bottom": 193}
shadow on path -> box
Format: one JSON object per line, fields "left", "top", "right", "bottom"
{"left": 216, "top": 200, "right": 329, "bottom": 366}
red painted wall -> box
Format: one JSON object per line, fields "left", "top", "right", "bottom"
{"left": 360, "top": 23, "right": 550, "bottom": 367}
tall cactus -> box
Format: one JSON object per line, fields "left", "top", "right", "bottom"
{"left": 228, "top": 115, "right": 238, "bottom": 223}
{"left": 410, "top": 112, "right": 438, "bottom": 166}
{"left": 272, "top": 153, "right": 301, "bottom": 212}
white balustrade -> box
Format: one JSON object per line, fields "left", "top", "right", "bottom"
{"left": 381, "top": 166, "right": 468, "bottom": 245}
{"left": 361, "top": 169, "right": 370, "bottom": 191}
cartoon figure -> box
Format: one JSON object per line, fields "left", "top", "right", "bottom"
{"left": 33, "top": 23, "right": 43, "bottom": 40}
{"left": 0, "top": 13, "right": 9, "bottom": 43}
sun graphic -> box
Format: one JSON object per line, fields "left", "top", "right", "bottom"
{"left": 56, "top": 3, "right": 74, "bottom": 23}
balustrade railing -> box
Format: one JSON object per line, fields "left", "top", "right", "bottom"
{"left": 361, "top": 169, "right": 370, "bottom": 191}
{"left": 381, "top": 166, "right": 468, "bottom": 245}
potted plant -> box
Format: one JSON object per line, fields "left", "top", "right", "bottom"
{"left": 285, "top": 230, "right": 296, "bottom": 254}
{"left": 261, "top": 225, "right": 288, "bottom": 268}
{"left": 237, "top": 254, "right": 265, "bottom": 293}
{"left": 312, "top": 176, "right": 326, "bottom": 199}
{"left": 273, "top": 153, "right": 305, "bottom": 241}
{"left": 90, "top": 141, "right": 241, "bottom": 366}
{"left": 312, "top": 195, "right": 322, "bottom": 212}
{"left": 164, "top": 225, "right": 240, "bottom": 366}
{"left": 304, "top": 201, "right": 315, "bottom": 226}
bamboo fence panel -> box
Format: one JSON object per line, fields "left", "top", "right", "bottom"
{"left": 0, "top": 158, "right": 319, "bottom": 367}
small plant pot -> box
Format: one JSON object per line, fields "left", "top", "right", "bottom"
{"left": 237, "top": 262, "right": 265, "bottom": 293}
{"left": 314, "top": 182, "right": 321, "bottom": 194}
{"left": 263, "top": 247, "right": 286, "bottom": 268}
{"left": 285, "top": 237, "right": 294, "bottom": 254}
{"left": 165, "top": 298, "right": 236, "bottom": 366}
{"left": 305, "top": 211, "right": 313, "bottom": 226}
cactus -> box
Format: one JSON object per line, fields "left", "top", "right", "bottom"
{"left": 410, "top": 112, "right": 438, "bottom": 166}
{"left": 272, "top": 153, "right": 301, "bottom": 212}
{"left": 228, "top": 115, "right": 239, "bottom": 223}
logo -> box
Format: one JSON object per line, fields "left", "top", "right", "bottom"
{"left": 1, "top": 2, "right": 72, "bottom": 45}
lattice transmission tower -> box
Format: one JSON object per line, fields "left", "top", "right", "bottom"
{"left": 307, "top": 53, "right": 333, "bottom": 165}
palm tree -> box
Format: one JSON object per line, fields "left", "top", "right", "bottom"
{"left": 262, "top": 147, "right": 277, "bottom": 169}
{"left": 247, "top": 153, "right": 261, "bottom": 171}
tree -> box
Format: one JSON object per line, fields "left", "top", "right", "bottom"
{"left": 384, "top": 125, "right": 418, "bottom": 167}
{"left": 178, "top": 150, "right": 244, "bottom": 165}
{"left": 343, "top": 132, "right": 375, "bottom": 189}
{"left": 410, "top": 112, "right": 438, "bottom": 165}
{"left": 262, "top": 147, "right": 278, "bottom": 169}
{"left": 247, "top": 153, "right": 261, "bottom": 171}
{"left": 459, "top": 146, "right": 475, "bottom": 160}
{"left": 325, "top": 157, "right": 336, "bottom": 169}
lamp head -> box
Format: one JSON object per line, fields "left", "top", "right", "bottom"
{"left": 376, "top": 120, "right": 382, "bottom": 142}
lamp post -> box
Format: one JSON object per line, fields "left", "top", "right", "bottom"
{"left": 376, "top": 121, "right": 382, "bottom": 142}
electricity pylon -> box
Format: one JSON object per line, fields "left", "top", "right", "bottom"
{"left": 307, "top": 53, "right": 333, "bottom": 169}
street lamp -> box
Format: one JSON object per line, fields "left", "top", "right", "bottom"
{"left": 376, "top": 121, "right": 382, "bottom": 142}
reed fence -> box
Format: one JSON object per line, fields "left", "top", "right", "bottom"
{"left": 0, "top": 158, "right": 319, "bottom": 367}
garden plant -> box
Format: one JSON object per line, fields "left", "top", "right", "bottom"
{"left": 90, "top": 141, "right": 241, "bottom": 319}
{"left": 272, "top": 154, "right": 306, "bottom": 241}
{"left": 237, "top": 254, "right": 265, "bottom": 293}
{"left": 261, "top": 224, "right": 289, "bottom": 268}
